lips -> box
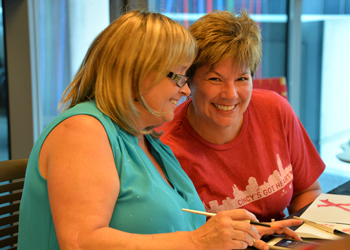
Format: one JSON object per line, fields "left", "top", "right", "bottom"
{"left": 213, "top": 103, "right": 236, "bottom": 111}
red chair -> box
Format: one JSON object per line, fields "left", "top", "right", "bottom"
{"left": 252, "top": 77, "right": 288, "bottom": 100}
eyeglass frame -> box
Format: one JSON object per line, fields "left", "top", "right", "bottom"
{"left": 167, "top": 71, "right": 190, "bottom": 88}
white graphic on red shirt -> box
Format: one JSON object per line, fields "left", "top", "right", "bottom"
{"left": 204, "top": 154, "right": 293, "bottom": 213}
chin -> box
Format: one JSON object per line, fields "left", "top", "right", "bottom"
{"left": 162, "top": 112, "right": 175, "bottom": 122}
{"left": 214, "top": 118, "right": 238, "bottom": 128}
{"left": 163, "top": 118, "right": 174, "bottom": 123}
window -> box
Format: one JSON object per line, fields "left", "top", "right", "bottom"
{"left": 301, "top": 0, "right": 350, "bottom": 188}
{"left": 150, "top": 0, "right": 289, "bottom": 79}
{"left": 30, "top": 0, "right": 109, "bottom": 130}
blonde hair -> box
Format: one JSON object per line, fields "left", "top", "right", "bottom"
{"left": 59, "top": 10, "right": 197, "bottom": 137}
{"left": 187, "top": 10, "right": 262, "bottom": 77}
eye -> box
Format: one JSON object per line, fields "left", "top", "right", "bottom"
{"left": 208, "top": 78, "right": 221, "bottom": 82}
{"left": 237, "top": 77, "right": 249, "bottom": 81}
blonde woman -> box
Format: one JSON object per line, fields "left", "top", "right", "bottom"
{"left": 18, "top": 10, "right": 300, "bottom": 250}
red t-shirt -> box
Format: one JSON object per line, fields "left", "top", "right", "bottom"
{"left": 159, "top": 89, "right": 325, "bottom": 222}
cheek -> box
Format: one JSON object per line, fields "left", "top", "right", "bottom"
{"left": 192, "top": 84, "right": 216, "bottom": 102}
{"left": 191, "top": 89, "right": 218, "bottom": 116}
{"left": 239, "top": 84, "right": 253, "bottom": 101}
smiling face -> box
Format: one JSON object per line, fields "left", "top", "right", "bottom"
{"left": 188, "top": 58, "right": 252, "bottom": 143}
{"left": 138, "top": 65, "right": 190, "bottom": 128}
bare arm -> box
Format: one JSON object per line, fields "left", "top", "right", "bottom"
{"left": 40, "top": 115, "right": 261, "bottom": 250}
{"left": 288, "top": 180, "right": 323, "bottom": 215}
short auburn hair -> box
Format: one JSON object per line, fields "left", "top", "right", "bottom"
{"left": 187, "top": 10, "right": 262, "bottom": 78}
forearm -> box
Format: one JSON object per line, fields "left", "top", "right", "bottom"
{"left": 288, "top": 179, "right": 323, "bottom": 215}
{"left": 75, "top": 227, "right": 197, "bottom": 250}
{"left": 75, "top": 210, "right": 262, "bottom": 250}
{"left": 288, "top": 189, "right": 322, "bottom": 215}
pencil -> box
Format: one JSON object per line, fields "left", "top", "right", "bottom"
{"left": 293, "top": 216, "right": 349, "bottom": 237}
{"left": 182, "top": 208, "right": 216, "bottom": 217}
{"left": 182, "top": 208, "right": 280, "bottom": 229}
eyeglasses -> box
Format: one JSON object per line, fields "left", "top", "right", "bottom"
{"left": 167, "top": 71, "right": 189, "bottom": 88}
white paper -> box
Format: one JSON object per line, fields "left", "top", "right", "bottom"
{"left": 294, "top": 193, "right": 350, "bottom": 239}
{"left": 296, "top": 221, "right": 349, "bottom": 240}
{"left": 300, "top": 193, "right": 350, "bottom": 224}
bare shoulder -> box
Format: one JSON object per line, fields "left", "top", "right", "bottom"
{"left": 45, "top": 114, "right": 109, "bottom": 150}
{"left": 40, "top": 114, "right": 115, "bottom": 179}
{"left": 55, "top": 114, "right": 107, "bottom": 134}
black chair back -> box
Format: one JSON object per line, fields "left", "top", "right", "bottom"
{"left": 0, "top": 158, "right": 28, "bottom": 250}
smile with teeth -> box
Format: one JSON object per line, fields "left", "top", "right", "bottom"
{"left": 213, "top": 103, "right": 236, "bottom": 111}
{"left": 170, "top": 99, "right": 178, "bottom": 106}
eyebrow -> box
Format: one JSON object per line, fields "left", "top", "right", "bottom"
{"left": 205, "top": 69, "right": 223, "bottom": 78}
{"left": 206, "top": 69, "right": 251, "bottom": 78}
{"left": 241, "top": 71, "right": 251, "bottom": 76}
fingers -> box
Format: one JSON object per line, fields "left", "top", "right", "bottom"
{"left": 257, "top": 227, "right": 301, "bottom": 240}
{"left": 219, "top": 209, "right": 259, "bottom": 222}
{"left": 228, "top": 219, "right": 260, "bottom": 241}
{"left": 253, "top": 239, "right": 270, "bottom": 250}
{"left": 230, "top": 240, "right": 249, "bottom": 249}
{"left": 193, "top": 210, "right": 261, "bottom": 249}
{"left": 276, "top": 227, "right": 302, "bottom": 240}
{"left": 214, "top": 210, "right": 260, "bottom": 241}
{"left": 194, "top": 213, "right": 304, "bottom": 250}
{"left": 271, "top": 219, "right": 303, "bottom": 228}
{"left": 255, "top": 219, "right": 303, "bottom": 240}
{"left": 287, "top": 230, "right": 302, "bottom": 240}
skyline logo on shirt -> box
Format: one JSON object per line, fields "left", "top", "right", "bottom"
{"left": 204, "top": 154, "right": 293, "bottom": 213}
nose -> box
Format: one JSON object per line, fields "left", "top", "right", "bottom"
{"left": 220, "top": 82, "right": 238, "bottom": 99}
{"left": 180, "top": 83, "right": 191, "bottom": 97}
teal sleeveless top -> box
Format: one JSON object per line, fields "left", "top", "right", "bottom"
{"left": 18, "top": 101, "right": 205, "bottom": 249}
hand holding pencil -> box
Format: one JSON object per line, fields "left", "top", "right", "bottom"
{"left": 184, "top": 208, "right": 303, "bottom": 250}
{"left": 188, "top": 209, "right": 261, "bottom": 249}
{"left": 182, "top": 208, "right": 281, "bottom": 229}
